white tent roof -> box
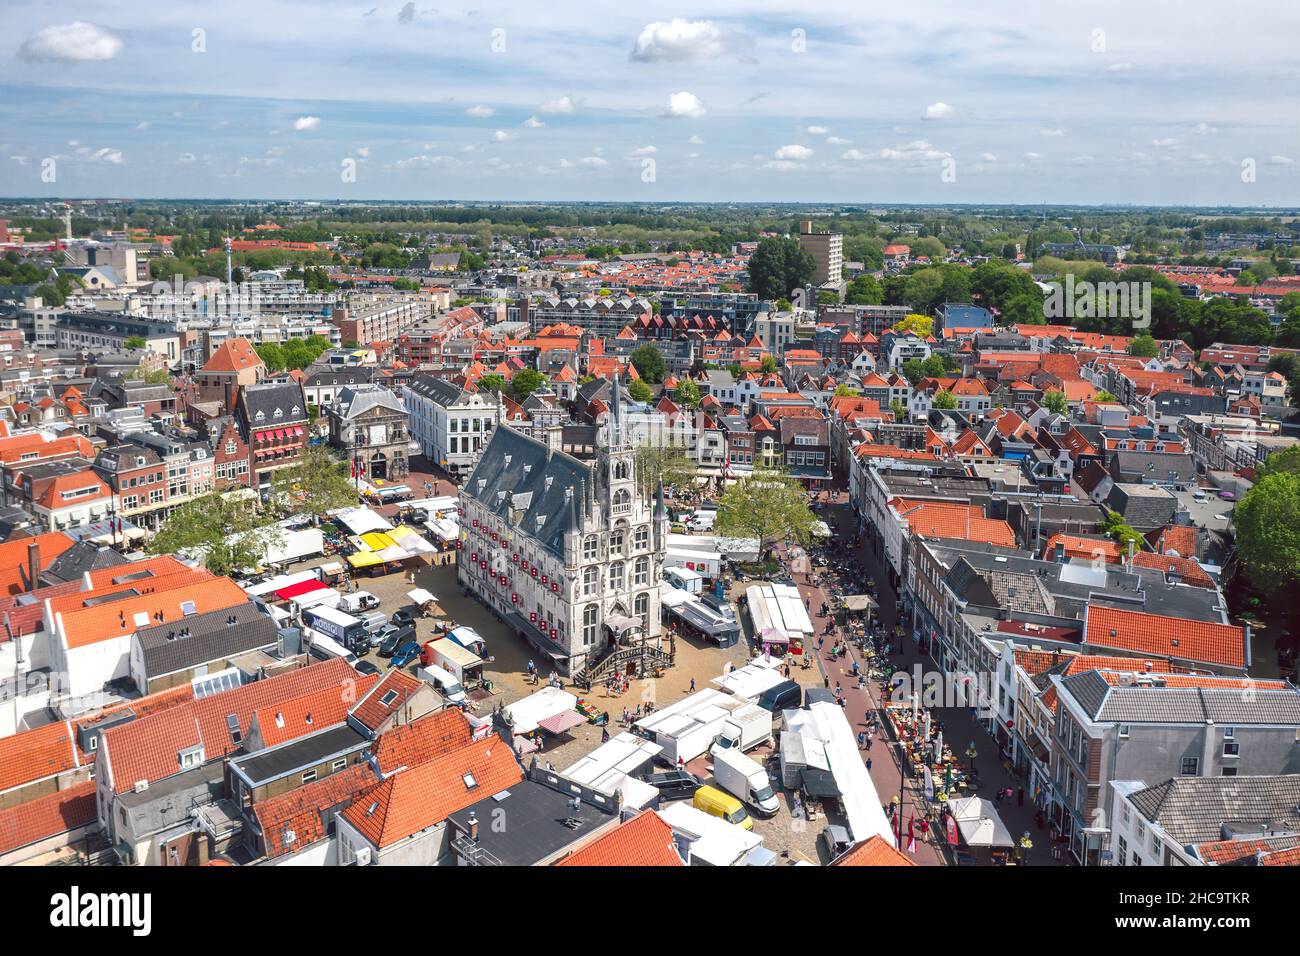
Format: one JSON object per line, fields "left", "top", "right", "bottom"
{"left": 948, "top": 796, "right": 1015, "bottom": 848}
{"left": 333, "top": 507, "right": 394, "bottom": 535}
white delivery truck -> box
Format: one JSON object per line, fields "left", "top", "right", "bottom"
{"left": 336, "top": 590, "right": 381, "bottom": 615}
{"left": 426, "top": 638, "right": 483, "bottom": 688}
{"left": 636, "top": 690, "right": 774, "bottom": 766}
{"left": 418, "top": 663, "right": 466, "bottom": 705}
{"left": 713, "top": 703, "right": 775, "bottom": 753}
{"left": 711, "top": 744, "right": 780, "bottom": 817}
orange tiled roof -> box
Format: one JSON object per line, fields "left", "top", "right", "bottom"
{"left": 203, "top": 337, "right": 262, "bottom": 374}
{"left": 340, "top": 736, "right": 522, "bottom": 849}
{"left": 350, "top": 670, "right": 422, "bottom": 732}
{"left": 0, "top": 531, "right": 76, "bottom": 597}
{"left": 253, "top": 676, "right": 379, "bottom": 748}
{"left": 556, "top": 810, "right": 684, "bottom": 867}
{"left": 254, "top": 763, "right": 382, "bottom": 858}
{"left": 59, "top": 573, "right": 247, "bottom": 650}
{"left": 889, "top": 497, "right": 1016, "bottom": 546}
{"left": 0, "top": 719, "right": 80, "bottom": 793}
{"left": 0, "top": 780, "right": 97, "bottom": 856}
{"left": 1085, "top": 605, "right": 1246, "bottom": 669}
{"left": 831, "top": 834, "right": 917, "bottom": 866}
{"left": 372, "top": 708, "right": 476, "bottom": 774}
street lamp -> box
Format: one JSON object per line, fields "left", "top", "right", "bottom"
{"left": 895, "top": 740, "right": 907, "bottom": 848}
{"left": 965, "top": 743, "right": 978, "bottom": 777}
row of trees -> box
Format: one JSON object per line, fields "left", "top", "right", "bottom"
{"left": 255, "top": 335, "right": 332, "bottom": 373}
{"left": 150, "top": 445, "right": 359, "bottom": 576}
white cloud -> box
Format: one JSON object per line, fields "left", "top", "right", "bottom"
{"left": 577, "top": 156, "right": 608, "bottom": 167}
{"left": 629, "top": 145, "right": 658, "bottom": 156}
{"left": 465, "top": 105, "right": 495, "bottom": 118}
{"left": 841, "top": 149, "right": 868, "bottom": 161}
{"left": 1106, "top": 62, "right": 1135, "bottom": 72}
{"left": 763, "top": 160, "right": 801, "bottom": 172}
{"left": 1269, "top": 155, "right": 1295, "bottom": 165}
{"left": 1195, "top": 122, "right": 1218, "bottom": 135}
{"left": 177, "top": 152, "right": 196, "bottom": 164}
{"left": 539, "top": 96, "right": 576, "bottom": 115}
{"left": 826, "top": 136, "right": 851, "bottom": 145}
{"left": 1039, "top": 128, "right": 1065, "bottom": 137}
{"left": 923, "top": 102, "right": 954, "bottom": 121}
{"left": 663, "top": 91, "right": 707, "bottom": 119}
{"left": 493, "top": 130, "right": 512, "bottom": 142}
{"left": 774, "top": 144, "right": 814, "bottom": 161}
{"left": 880, "top": 140, "right": 949, "bottom": 162}
{"left": 1023, "top": 151, "right": 1044, "bottom": 162}
{"left": 1151, "top": 137, "right": 1179, "bottom": 148}
{"left": 630, "top": 19, "right": 750, "bottom": 63}
{"left": 806, "top": 125, "right": 830, "bottom": 135}
{"left": 522, "top": 116, "right": 545, "bottom": 128}
{"left": 20, "top": 21, "right": 122, "bottom": 62}
{"left": 688, "top": 134, "right": 704, "bottom": 145}
{"left": 75, "top": 146, "right": 123, "bottom": 164}
{"left": 293, "top": 116, "right": 321, "bottom": 131}
{"left": 356, "top": 146, "right": 371, "bottom": 158}
{"left": 980, "top": 152, "right": 998, "bottom": 162}
{"left": 135, "top": 121, "right": 149, "bottom": 131}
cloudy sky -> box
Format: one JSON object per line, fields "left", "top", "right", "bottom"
{"left": 2, "top": 1, "right": 1298, "bottom": 204}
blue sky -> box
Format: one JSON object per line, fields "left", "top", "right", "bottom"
{"left": 2, "top": 1, "right": 1298, "bottom": 204}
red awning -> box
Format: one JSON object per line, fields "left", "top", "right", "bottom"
{"left": 275, "top": 579, "right": 327, "bottom": 601}
{"left": 274, "top": 429, "right": 286, "bottom": 440}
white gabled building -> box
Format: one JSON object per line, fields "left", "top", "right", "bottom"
{"left": 404, "top": 375, "right": 505, "bottom": 478}
{"left": 457, "top": 380, "right": 668, "bottom": 678}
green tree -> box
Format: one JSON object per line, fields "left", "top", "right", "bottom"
{"left": 759, "top": 355, "right": 779, "bottom": 374}
{"left": 674, "top": 378, "right": 702, "bottom": 409}
{"left": 633, "top": 444, "right": 697, "bottom": 496}
{"left": 747, "top": 237, "right": 816, "bottom": 300}
{"left": 256, "top": 342, "right": 286, "bottom": 373}
{"left": 628, "top": 378, "right": 654, "bottom": 403}
{"left": 894, "top": 313, "right": 934, "bottom": 337}
{"left": 845, "top": 274, "right": 884, "bottom": 305}
{"left": 476, "top": 373, "right": 509, "bottom": 394}
{"left": 833, "top": 384, "right": 860, "bottom": 397}
{"left": 890, "top": 398, "right": 908, "bottom": 420}
{"left": 1234, "top": 473, "right": 1300, "bottom": 595}
{"left": 932, "top": 389, "right": 957, "bottom": 410}
{"left": 1094, "top": 390, "right": 1119, "bottom": 403}
{"left": 150, "top": 493, "right": 282, "bottom": 576}
{"left": 1102, "top": 511, "right": 1144, "bottom": 551}
{"left": 629, "top": 344, "right": 667, "bottom": 384}
{"left": 270, "top": 444, "right": 359, "bottom": 520}
{"left": 1128, "top": 333, "right": 1159, "bottom": 358}
{"left": 124, "top": 335, "right": 147, "bottom": 350}
{"left": 1041, "top": 389, "right": 1069, "bottom": 416}
{"left": 715, "top": 467, "right": 818, "bottom": 557}
{"left": 1255, "top": 445, "right": 1300, "bottom": 480}
{"left": 510, "top": 368, "right": 547, "bottom": 400}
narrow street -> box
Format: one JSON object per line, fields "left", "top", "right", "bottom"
{"left": 778, "top": 493, "right": 1064, "bottom": 866}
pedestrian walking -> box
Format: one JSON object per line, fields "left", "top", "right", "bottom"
{"left": 865, "top": 756, "right": 872, "bottom": 772}
{"left": 858, "top": 731, "right": 866, "bottom": 749}
{"left": 689, "top": 677, "right": 696, "bottom": 692}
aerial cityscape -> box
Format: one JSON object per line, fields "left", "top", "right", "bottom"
{"left": 0, "top": 4, "right": 1296, "bottom": 903}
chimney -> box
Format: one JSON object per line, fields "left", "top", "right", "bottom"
{"left": 26, "top": 540, "right": 39, "bottom": 592}
{"left": 467, "top": 812, "right": 479, "bottom": 842}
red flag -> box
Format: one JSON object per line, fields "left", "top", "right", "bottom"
{"left": 906, "top": 813, "right": 916, "bottom": 854}
{"left": 946, "top": 814, "right": 959, "bottom": 846}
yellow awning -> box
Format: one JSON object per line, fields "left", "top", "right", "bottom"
{"left": 347, "top": 551, "right": 385, "bottom": 568}
{"left": 361, "top": 531, "right": 398, "bottom": 551}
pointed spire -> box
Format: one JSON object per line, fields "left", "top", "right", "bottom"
{"left": 568, "top": 487, "right": 581, "bottom": 535}
{"left": 610, "top": 372, "right": 623, "bottom": 446}
{"left": 654, "top": 478, "right": 667, "bottom": 520}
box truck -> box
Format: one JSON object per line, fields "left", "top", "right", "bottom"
{"left": 635, "top": 690, "right": 774, "bottom": 766}
{"left": 713, "top": 703, "right": 774, "bottom": 753}
{"left": 711, "top": 744, "right": 780, "bottom": 817}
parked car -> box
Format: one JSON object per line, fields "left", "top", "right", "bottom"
{"left": 353, "top": 660, "right": 382, "bottom": 677}
{"left": 376, "top": 623, "right": 415, "bottom": 657}
{"left": 1192, "top": 490, "right": 1208, "bottom": 502}
{"left": 390, "top": 641, "right": 422, "bottom": 668}
{"left": 820, "top": 823, "right": 853, "bottom": 860}
{"left": 391, "top": 609, "right": 417, "bottom": 629}
{"left": 1219, "top": 490, "right": 1237, "bottom": 501}
{"left": 642, "top": 769, "right": 703, "bottom": 803}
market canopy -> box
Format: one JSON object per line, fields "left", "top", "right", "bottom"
{"left": 407, "top": 588, "right": 436, "bottom": 606}
{"left": 605, "top": 614, "right": 641, "bottom": 634}
{"left": 949, "top": 796, "right": 1015, "bottom": 848}
{"left": 799, "top": 767, "right": 841, "bottom": 799}
{"left": 841, "top": 595, "right": 874, "bottom": 613}
{"left": 537, "top": 710, "right": 587, "bottom": 735}
{"left": 346, "top": 551, "right": 386, "bottom": 568}
{"left": 275, "top": 579, "right": 328, "bottom": 601}
{"left": 334, "top": 507, "right": 394, "bottom": 536}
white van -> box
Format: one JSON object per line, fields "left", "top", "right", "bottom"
{"left": 685, "top": 510, "right": 716, "bottom": 532}
{"left": 419, "top": 663, "right": 466, "bottom": 704}
{"left": 306, "top": 630, "right": 358, "bottom": 665}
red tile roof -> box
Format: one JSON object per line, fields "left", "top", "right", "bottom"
{"left": 340, "top": 737, "right": 522, "bottom": 849}
{"left": 58, "top": 573, "right": 247, "bottom": 650}
{"left": 349, "top": 670, "right": 422, "bottom": 732}
{"left": 101, "top": 658, "right": 360, "bottom": 793}
{"left": 1085, "top": 605, "right": 1246, "bottom": 669}
{"left": 556, "top": 810, "right": 683, "bottom": 866}
{"left": 889, "top": 497, "right": 1016, "bottom": 547}
{"left": 252, "top": 676, "right": 379, "bottom": 748}
{"left": 831, "top": 834, "right": 917, "bottom": 866}
{"left": 0, "top": 780, "right": 97, "bottom": 856}
{"left": 0, "top": 720, "right": 81, "bottom": 794}
{"left": 372, "top": 708, "right": 476, "bottom": 774}
{"left": 254, "top": 763, "right": 381, "bottom": 858}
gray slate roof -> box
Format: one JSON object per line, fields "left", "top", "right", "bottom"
{"left": 1128, "top": 774, "right": 1300, "bottom": 845}
{"left": 1061, "top": 672, "right": 1300, "bottom": 724}
{"left": 136, "top": 603, "right": 279, "bottom": 678}
{"left": 462, "top": 426, "right": 590, "bottom": 559}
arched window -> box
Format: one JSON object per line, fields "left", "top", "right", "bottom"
{"left": 634, "top": 592, "right": 649, "bottom": 634}
{"left": 608, "top": 562, "right": 624, "bottom": 591}
{"left": 633, "top": 557, "right": 649, "bottom": 586}
{"left": 612, "top": 489, "right": 631, "bottom": 513}
{"left": 583, "top": 566, "right": 598, "bottom": 596}
{"left": 583, "top": 536, "right": 598, "bottom": 561}
{"left": 614, "top": 459, "right": 629, "bottom": 481}
{"left": 582, "top": 605, "right": 598, "bottom": 646}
